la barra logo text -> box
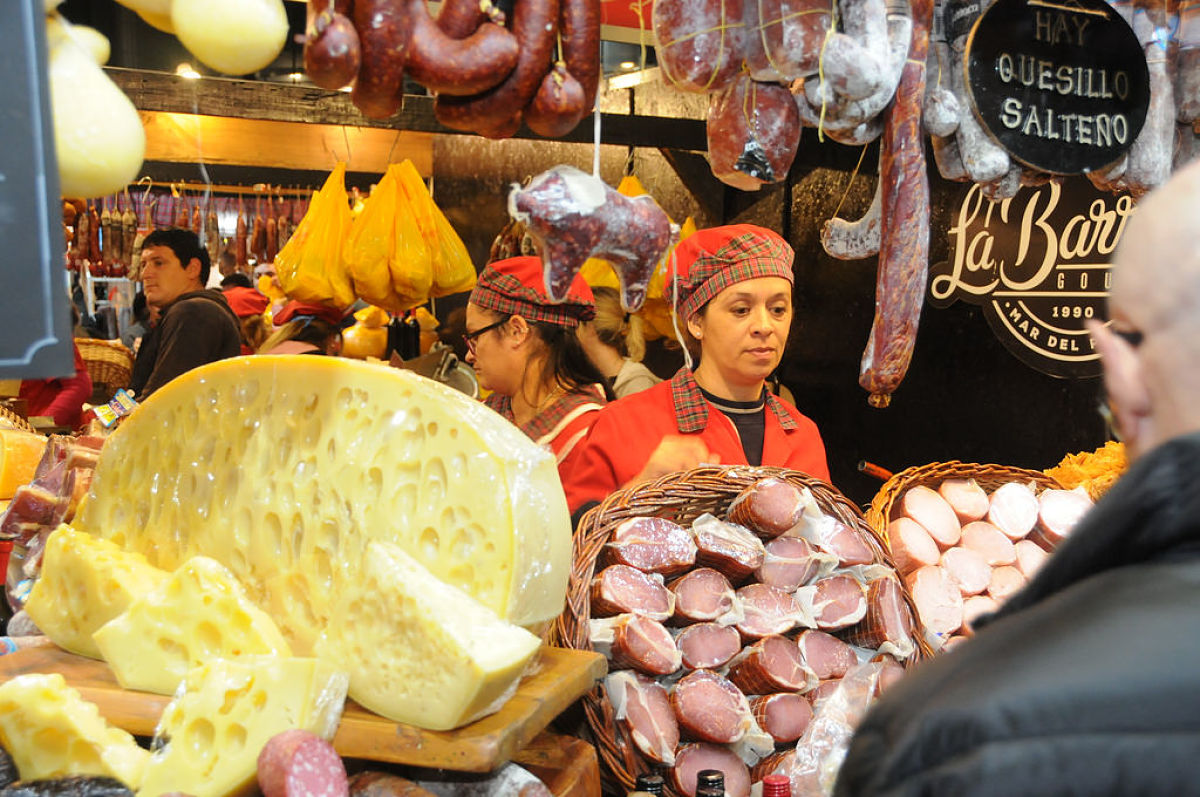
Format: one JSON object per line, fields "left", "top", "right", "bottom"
{"left": 930, "top": 180, "right": 1134, "bottom": 378}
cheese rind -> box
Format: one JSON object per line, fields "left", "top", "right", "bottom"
{"left": 24, "top": 524, "right": 168, "bottom": 659}
{"left": 136, "top": 656, "right": 348, "bottom": 797}
{"left": 322, "top": 540, "right": 541, "bottom": 730}
{"left": 75, "top": 356, "right": 571, "bottom": 651}
{"left": 93, "top": 555, "right": 293, "bottom": 695}
{"left": 0, "top": 672, "right": 149, "bottom": 787}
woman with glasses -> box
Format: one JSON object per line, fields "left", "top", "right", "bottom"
{"left": 465, "top": 256, "right": 611, "bottom": 483}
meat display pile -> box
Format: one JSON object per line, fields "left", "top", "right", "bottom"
{"left": 586, "top": 477, "right": 922, "bottom": 797}
{"left": 887, "top": 479, "right": 1094, "bottom": 649}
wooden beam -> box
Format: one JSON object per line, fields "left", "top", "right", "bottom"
{"left": 106, "top": 68, "right": 709, "bottom": 152}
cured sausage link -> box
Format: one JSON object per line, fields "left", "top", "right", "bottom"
{"left": 858, "top": 0, "right": 932, "bottom": 407}
{"left": 406, "top": 0, "right": 519, "bottom": 95}
{"left": 304, "top": 2, "right": 362, "bottom": 90}
{"left": 352, "top": 0, "right": 411, "bottom": 119}
{"left": 435, "top": 0, "right": 503, "bottom": 37}
{"left": 560, "top": 0, "right": 601, "bottom": 110}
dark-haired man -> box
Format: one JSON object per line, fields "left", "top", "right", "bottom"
{"left": 129, "top": 228, "right": 241, "bottom": 399}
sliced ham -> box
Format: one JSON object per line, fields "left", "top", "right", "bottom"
{"left": 806, "top": 679, "right": 843, "bottom": 707}
{"left": 726, "top": 477, "right": 806, "bottom": 539}
{"left": 676, "top": 622, "right": 742, "bottom": 671}
{"left": 728, "top": 635, "right": 815, "bottom": 694}
{"left": 672, "top": 743, "right": 752, "bottom": 797}
{"left": 691, "top": 514, "right": 766, "bottom": 581}
{"left": 591, "top": 564, "right": 675, "bottom": 621}
{"left": 735, "top": 583, "right": 800, "bottom": 640}
{"left": 905, "top": 565, "right": 964, "bottom": 636}
{"left": 1014, "top": 539, "right": 1049, "bottom": 578}
{"left": 751, "top": 693, "right": 813, "bottom": 744}
{"left": 1031, "top": 487, "right": 1093, "bottom": 549}
{"left": 751, "top": 750, "right": 795, "bottom": 784}
{"left": 606, "top": 516, "right": 698, "bottom": 576}
{"left": 816, "top": 520, "right": 876, "bottom": 566}
{"left": 937, "top": 478, "right": 990, "bottom": 523}
{"left": 988, "top": 564, "right": 1026, "bottom": 602}
{"left": 960, "top": 594, "right": 999, "bottom": 635}
{"left": 986, "top": 482, "right": 1040, "bottom": 540}
{"left": 670, "top": 669, "right": 753, "bottom": 745}
{"left": 670, "top": 567, "right": 736, "bottom": 624}
{"left": 887, "top": 517, "right": 941, "bottom": 576}
{"left": 872, "top": 653, "right": 906, "bottom": 696}
{"left": 898, "top": 485, "right": 962, "bottom": 549}
{"left": 606, "top": 670, "right": 680, "bottom": 765}
{"left": 755, "top": 534, "right": 825, "bottom": 591}
{"left": 842, "top": 577, "right": 916, "bottom": 658}
{"left": 940, "top": 547, "right": 991, "bottom": 596}
{"left": 609, "top": 614, "right": 682, "bottom": 676}
{"left": 960, "top": 520, "right": 1017, "bottom": 566}
{"left": 803, "top": 574, "right": 868, "bottom": 631}
{"left": 796, "top": 629, "right": 858, "bottom": 680}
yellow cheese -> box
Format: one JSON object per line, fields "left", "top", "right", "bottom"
{"left": 323, "top": 540, "right": 541, "bottom": 730}
{"left": 93, "top": 556, "right": 292, "bottom": 695}
{"left": 25, "top": 524, "right": 168, "bottom": 659}
{"left": 0, "top": 672, "right": 149, "bottom": 787}
{"left": 137, "top": 656, "right": 348, "bottom": 797}
{"left": 75, "top": 355, "right": 571, "bottom": 653}
{"left": 0, "top": 429, "right": 47, "bottom": 499}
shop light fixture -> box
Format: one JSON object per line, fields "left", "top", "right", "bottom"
{"left": 175, "top": 63, "right": 201, "bottom": 80}
{"left": 288, "top": 71, "right": 305, "bottom": 82}
{"left": 619, "top": 60, "right": 637, "bottom": 70}
{"left": 607, "top": 66, "right": 659, "bottom": 91}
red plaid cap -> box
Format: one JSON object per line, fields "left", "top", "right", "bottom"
{"left": 470, "top": 256, "right": 595, "bottom": 328}
{"left": 222, "top": 287, "right": 269, "bottom": 318}
{"left": 665, "top": 225, "right": 794, "bottom": 320}
{"left": 273, "top": 300, "right": 346, "bottom": 327}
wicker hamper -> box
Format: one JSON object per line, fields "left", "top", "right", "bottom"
{"left": 75, "top": 338, "right": 134, "bottom": 402}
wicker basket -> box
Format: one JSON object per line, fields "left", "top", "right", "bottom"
{"left": 76, "top": 338, "right": 134, "bottom": 399}
{"left": 0, "top": 403, "right": 36, "bottom": 433}
{"left": 552, "top": 465, "right": 931, "bottom": 796}
{"left": 865, "top": 461, "right": 1064, "bottom": 544}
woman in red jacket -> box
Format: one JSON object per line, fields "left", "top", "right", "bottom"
{"left": 19, "top": 341, "right": 93, "bottom": 430}
{"left": 466, "top": 256, "right": 609, "bottom": 484}
{"left": 563, "top": 224, "right": 829, "bottom": 518}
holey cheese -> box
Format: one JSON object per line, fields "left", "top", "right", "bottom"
{"left": 75, "top": 355, "right": 572, "bottom": 653}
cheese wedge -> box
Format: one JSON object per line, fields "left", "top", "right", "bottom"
{"left": 137, "top": 656, "right": 348, "bottom": 797}
{"left": 93, "top": 556, "right": 292, "bottom": 695}
{"left": 0, "top": 429, "right": 47, "bottom": 499}
{"left": 75, "top": 356, "right": 571, "bottom": 652}
{"left": 322, "top": 540, "right": 541, "bottom": 730}
{"left": 24, "top": 524, "right": 168, "bottom": 659}
{"left": 0, "top": 672, "right": 149, "bottom": 787}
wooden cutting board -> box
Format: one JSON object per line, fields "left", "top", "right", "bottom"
{"left": 0, "top": 644, "right": 606, "bottom": 773}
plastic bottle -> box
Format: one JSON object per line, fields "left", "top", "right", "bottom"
{"left": 762, "top": 773, "right": 792, "bottom": 797}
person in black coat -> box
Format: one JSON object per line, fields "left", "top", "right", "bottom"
{"left": 834, "top": 162, "right": 1200, "bottom": 796}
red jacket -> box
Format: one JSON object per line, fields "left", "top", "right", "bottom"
{"left": 19, "top": 343, "right": 93, "bottom": 429}
{"left": 564, "top": 368, "right": 830, "bottom": 513}
{"left": 485, "top": 388, "right": 605, "bottom": 487}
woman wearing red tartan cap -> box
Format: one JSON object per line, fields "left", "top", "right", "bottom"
{"left": 258, "top": 301, "right": 346, "bottom": 356}
{"left": 466, "top": 256, "right": 612, "bottom": 484}
{"left": 563, "top": 224, "right": 830, "bottom": 518}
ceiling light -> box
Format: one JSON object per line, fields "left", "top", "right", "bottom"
{"left": 288, "top": 71, "right": 305, "bottom": 82}
{"left": 619, "top": 61, "right": 637, "bottom": 70}
{"left": 175, "top": 63, "right": 201, "bottom": 80}
{"left": 338, "top": 85, "right": 353, "bottom": 93}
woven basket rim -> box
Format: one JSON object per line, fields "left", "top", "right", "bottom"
{"left": 0, "top": 404, "right": 37, "bottom": 434}
{"left": 552, "top": 464, "right": 931, "bottom": 796}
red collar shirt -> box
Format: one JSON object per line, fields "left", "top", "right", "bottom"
{"left": 485, "top": 388, "right": 605, "bottom": 486}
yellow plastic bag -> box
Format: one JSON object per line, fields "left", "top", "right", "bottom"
{"left": 345, "top": 167, "right": 406, "bottom": 313}
{"left": 276, "top": 163, "right": 355, "bottom": 309}
{"left": 391, "top": 169, "right": 434, "bottom": 310}
{"left": 394, "top": 159, "right": 475, "bottom": 297}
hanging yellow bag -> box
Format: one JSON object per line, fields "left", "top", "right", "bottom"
{"left": 394, "top": 159, "right": 475, "bottom": 297}
{"left": 345, "top": 167, "right": 406, "bottom": 313}
{"left": 276, "top": 163, "right": 355, "bottom": 309}
{"left": 391, "top": 165, "right": 434, "bottom": 309}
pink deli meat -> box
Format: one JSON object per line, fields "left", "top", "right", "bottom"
{"left": 940, "top": 546, "right": 991, "bottom": 596}
{"left": 960, "top": 520, "right": 1017, "bottom": 566}
{"left": 988, "top": 565, "right": 1026, "bottom": 602}
{"left": 960, "top": 594, "right": 999, "bottom": 635}
{"left": 987, "top": 482, "right": 1040, "bottom": 540}
{"left": 905, "top": 565, "right": 963, "bottom": 636}
{"left": 591, "top": 564, "right": 675, "bottom": 621}
{"left": 610, "top": 614, "right": 683, "bottom": 676}
{"left": 898, "top": 485, "right": 962, "bottom": 549}
{"left": 756, "top": 535, "right": 824, "bottom": 591}
{"left": 257, "top": 729, "right": 348, "bottom": 797}
{"left": 872, "top": 653, "right": 906, "bottom": 695}
{"left": 886, "top": 517, "right": 941, "bottom": 575}
{"left": 1032, "top": 488, "right": 1094, "bottom": 549}
{"left": 795, "top": 629, "right": 858, "bottom": 680}
{"left": 842, "top": 577, "right": 915, "bottom": 657}
{"left": 606, "top": 516, "right": 698, "bottom": 576}
{"left": 691, "top": 514, "right": 766, "bottom": 581}
{"left": 677, "top": 622, "right": 742, "bottom": 671}
{"left": 937, "top": 478, "right": 990, "bottom": 523}
{"left": 1014, "top": 539, "right": 1049, "bottom": 578}
{"left": 727, "top": 477, "right": 807, "bottom": 538}
{"left": 607, "top": 671, "right": 680, "bottom": 766}
{"left": 807, "top": 574, "right": 869, "bottom": 631}
{"left": 670, "top": 567, "right": 736, "bottom": 624}
{"left": 728, "top": 634, "right": 815, "bottom": 693}
{"left": 672, "top": 743, "right": 752, "bottom": 797}
{"left": 751, "top": 693, "right": 813, "bottom": 744}
{"left": 735, "top": 583, "right": 801, "bottom": 639}
{"left": 670, "top": 669, "right": 753, "bottom": 744}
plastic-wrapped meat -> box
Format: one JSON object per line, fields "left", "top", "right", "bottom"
{"left": 743, "top": 0, "right": 782, "bottom": 82}
{"left": 841, "top": 577, "right": 915, "bottom": 658}
{"left": 795, "top": 629, "right": 858, "bottom": 680}
{"left": 806, "top": 678, "right": 843, "bottom": 707}
{"left": 940, "top": 547, "right": 991, "bottom": 596}
{"left": 987, "top": 565, "right": 1026, "bottom": 602}
{"left": 670, "top": 669, "right": 753, "bottom": 744}
{"left": 961, "top": 594, "right": 999, "bottom": 635}
{"left": 905, "top": 565, "right": 963, "bottom": 636}
{"left": 898, "top": 485, "right": 962, "bottom": 549}
{"left": 591, "top": 613, "right": 682, "bottom": 676}
{"left": 1014, "top": 539, "right": 1049, "bottom": 578}
{"left": 986, "top": 482, "right": 1040, "bottom": 541}
{"left": 761, "top": 0, "right": 830, "bottom": 78}
{"left": 591, "top": 564, "right": 675, "bottom": 621}
{"left": 508, "top": 165, "right": 675, "bottom": 312}
{"left": 726, "top": 477, "right": 807, "bottom": 538}
{"left": 872, "top": 653, "right": 906, "bottom": 695}
{"left": 706, "top": 75, "right": 801, "bottom": 190}
{"left": 676, "top": 622, "right": 742, "bottom": 670}
{"left": 937, "top": 478, "right": 990, "bottom": 523}
{"left": 755, "top": 535, "right": 828, "bottom": 592}
{"left": 751, "top": 749, "right": 796, "bottom": 784}
{"left": 1030, "top": 488, "right": 1093, "bottom": 550}
{"left": 886, "top": 517, "right": 941, "bottom": 576}
{"left": 728, "top": 634, "right": 816, "bottom": 693}
{"left": 653, "top": 0, "right": 746, "bottom": 93}
{"left": 672, "top": 743, "right": 752, "bottom": 797}
{"left": 669, "top": 567, "right": 736, "bottom": 624}
{"left": 797, "top": 574, "right": 868, "bottom": 631}
{"left": 734, "top": 583, "right": 800, "bottom": 639}
{"left": 791, "top": 512, "right": 875, "bottom": 567}
{"left": 605, "top": 670, "right": 680, "bottom": 766}
{"left": 751, "top": 693, "right": 813, "bottom": 744}
{"left": 604, "top": 516, "right": 697, "bottom": 576}
{"left": 960, "top": 520, "right": 1017, "bottom": 567}
{"left": 691, "top": 514, "right": 766, "bottom": 581}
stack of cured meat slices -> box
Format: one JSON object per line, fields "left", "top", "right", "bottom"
{"left": 555, "top": 467, "right": 929, "bottom": 797}
{"left": 869, "top": 463, "right": 1093, "bottom": 651}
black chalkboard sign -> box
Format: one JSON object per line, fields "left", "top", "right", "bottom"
{"left": 965, "top": 0, "right": 1150, "bottom": 174}
{"left": 0, "top": 4, "right": 73, "bottom": 380}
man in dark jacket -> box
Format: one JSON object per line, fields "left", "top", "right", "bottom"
{"left": 129, "top": 228, "right": 242, "bottom": 399}
{"left": 835, "top": 164, "right": 1200, "bottom": 795}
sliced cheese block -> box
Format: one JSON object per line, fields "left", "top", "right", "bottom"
{"left": 75, "top": 355, "right": 572, "bottom": 653}
{"left": 0, "top": 672, "right": 149, "bottom": 787}
{"left": 137, "top": 656, "right": 348, "bottom": 797}
{"left": 24, "top": 524, "right": 169, "bottom": 659}
{"left": 322, "top": 540, "right": 541, "bottom": 730}
{"left": 0, "top": 429, "right": 47, "bottom": 499}
{"left": 93, "top": 556, "right": 292, "bottom": 695}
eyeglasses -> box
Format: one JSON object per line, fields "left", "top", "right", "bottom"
{"left": 462, "top": 318, "right": 507, "bottom": 355}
